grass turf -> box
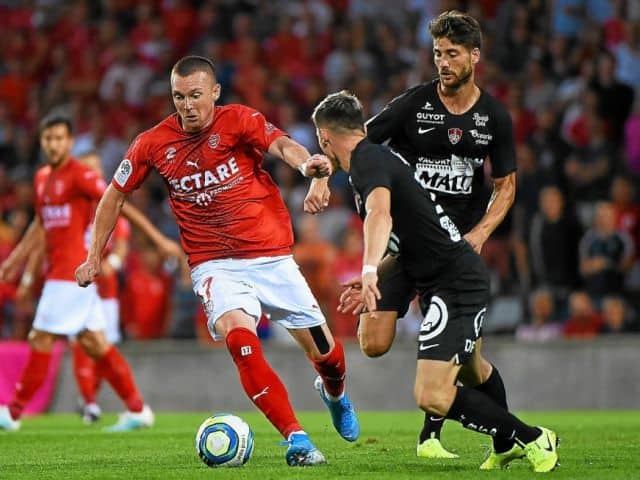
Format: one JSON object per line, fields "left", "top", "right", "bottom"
{"left": 0, "top": 410, "right": 638, "bottom": 479}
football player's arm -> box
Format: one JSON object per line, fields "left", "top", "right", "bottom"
{"left": 268, "top": 135, "right": 332, "bottom": 213}
{"left": 15, "top": 244, "right": 45, "bottom": 303}
{"left": 120, "top": 202, "right": 183, "bottom": 259}
{"left": 465, "top": 171, "right": 516, "bottom": 253}
{"left": 361, "top": 187, "right": 393, "bottom": 312}
{"left": 76, "top": 184, "right": 126, "bottom": 287}
{"left": 0, "top": 217, "right": 45, "bottom": 282}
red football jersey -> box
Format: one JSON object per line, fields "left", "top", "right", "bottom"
{"left": 95, "top": 216, "right": 131, "bottom": 299}
{"left": 111, "top": 104, "right": 293, "bottom": 267}
{"left": 34, "top": 159, "right": 107, "bottom": 281}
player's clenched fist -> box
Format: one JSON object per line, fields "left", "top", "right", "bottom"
{"left": 299, "top": 154, "right": 333, "bottom": 178}
{"left": 75, "top": 258, "right": 101, "bottom": 287}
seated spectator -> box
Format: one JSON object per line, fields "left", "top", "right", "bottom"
{"left": 600, "top": 296, "right": 638, "bottom": 334}
{"left": 516, "top": 288, "right": 562, "bottom": 342}
{"left": 528, "top": 186, "right": 582, "bottom": 297}
{"left": 579, "top": 202, "right": 635, "bottom": 298}
{"left": 563, "top": 291, "right": 604, "bottom": 338}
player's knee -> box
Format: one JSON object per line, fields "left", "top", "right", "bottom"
{"left": 359, "top": 336, "right": 390, "bottom": 358}
{"left": 77, "top": 331, "right": 110, "bottom": 358}
{"left": 27, "top": 330, "right": 55, "bottom": 352}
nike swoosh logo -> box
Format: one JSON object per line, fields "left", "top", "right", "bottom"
{"left": 419, "top": 343, "right": 439, "bottom": 351}
{"left": 251, "top": 386, "right": 269, "bottom": 401}
{"left": 543, "top": 433, "right": 554, "bottom": 452}
{"left": 418, "top": 127, "right": 435, "bottom": 134}
{"left": 429, "top": 416, "right": 444, "bottom": 422}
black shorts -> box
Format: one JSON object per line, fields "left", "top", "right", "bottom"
{"left": 376, "top": 255, "right": 415, "bottom": 317}
{"left": 415, "top": 250, "right": 490, "bottom": 364}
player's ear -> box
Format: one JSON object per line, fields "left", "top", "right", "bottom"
{"left": 213, "top": 83, "right": 221, "bottom": 102}
{"left": 471, "top": 48, "right": 480, "bottom": 65}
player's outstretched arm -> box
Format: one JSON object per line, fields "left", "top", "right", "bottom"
{"left": 361, "top": 187, "right": 393, "bottom": 312}
{"left": 0, "top": 217, "right": 44, "bottom": 283}
{"left": 120, "top": 202, "right": 183, "bottom": 259}
{"left": 76, "top": 184, "right": 126, "bottom": 287}
{"left": 464, "top": 171, "right": 516, "bottom": 253}
{"left": 268, "top": 136, "right": 333, "bottom": 178}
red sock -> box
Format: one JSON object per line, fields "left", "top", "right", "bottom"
{"left": 311, "top": 341, "right": 346, "bottom": 397}
{"left": 72, "top": 342, "right": 97, "bottom": 404}
{"left": 226, "top": 328, "right": 301, "bottom": 439}
{"left": 9, "top": 349, "right": 51, "bottom": 420}
{"left": 95, "top": 346, "right": 143, "bottom": 412}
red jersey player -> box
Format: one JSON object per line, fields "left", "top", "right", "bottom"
{"left": 0, "top": 117, "right": 155, "bottom": 432}
{"left": 76, "top": 56, "right": 360, "bottom": 466}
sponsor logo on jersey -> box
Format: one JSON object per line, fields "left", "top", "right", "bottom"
{"left": 416, "top": 112, "right": 445, "bottom": 124}
{"left": 422, "top": 101, "right": 433, "bottom": 111}
{"left": 473, "top": 112, "right": 488, "bottom": 127}
{"left": 165, "top": 147, "right": 177, "bottom": 161}
{"left": 114, "top": 159, "right": 132, "bottom": 187}
{"left": 208, "top": 134, "right": 220, "bottom": 149}
{"left": 469, "top": 129, "right": 492, "bottom": 145}
{"left": 448, "top": 127, "right": 462, "bottom": 144}
{"left": 169, "top": 156, "right": 242, "bottom": 204}
{"left": 414, "top": 155, "right": 483, "bottom": 195}
{"left": 41, "top": 204, "right": 71, "bottom": 229}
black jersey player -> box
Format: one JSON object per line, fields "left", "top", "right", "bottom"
{"left": 311, "top": 90, "right": 558, "bottom": 474}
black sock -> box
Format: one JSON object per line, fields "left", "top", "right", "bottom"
{"left": 474, "top": 365, "right": 513, "bottom": 453}
{"left": 419, "top": 411, "right": 444, "bottom": 443}
{"left": 446, "top": 386, "right": 540, "bottom": 446}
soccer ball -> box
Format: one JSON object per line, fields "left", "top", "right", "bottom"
{"left": 195, "top": 413, "right": 254, "bottom": 467}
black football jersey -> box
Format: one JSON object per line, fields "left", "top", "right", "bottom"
{"left": 366, "top": 80, "right": 516, "bottom": 234}
{"left": 349, "top": 138, "right": 470, "bottom": 282}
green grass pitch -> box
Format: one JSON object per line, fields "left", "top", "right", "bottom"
{"left": 1, "top": 411, "right": 638, "bottom": 479}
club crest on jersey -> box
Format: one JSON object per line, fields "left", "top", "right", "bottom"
{"left": 265, "top": 122, "right": 276, "bottom": 135}
{"left": 448, "top": 128, "right": 463, "bottom": 145}
{"left": 208, "top": 134, "right": 220, "bottom": 149}
{"left": 165, "top": 147, "right": 176, "bottom": 162}
{"left": 114, "top": 159, "right": 132, "bottom": 187}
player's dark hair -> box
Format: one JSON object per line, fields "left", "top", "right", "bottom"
{"left": 39, "top": 115, "right": 73, "bottom": 135}
{"left": 429, "top": 10, "right": 482, "bottom": 50}
{"left": 312, "top": 90, "right": 365, "bottom": 133}
{"left": 172, "top": 55, "right": 217, "bottom": 79}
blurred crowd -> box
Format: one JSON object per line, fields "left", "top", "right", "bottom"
{"left": 1, "top": 0, "right": 639, "bottom": 343}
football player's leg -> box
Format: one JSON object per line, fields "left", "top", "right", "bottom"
{"left": 288, "top": 324, "right": 359, "bottom": 442}
{"left": 1, "top": 329, "right": 56, "bottom": 429}
{"left": 80, "top": 330, "right": 153, "bottom": 431}
{"left": 220, "top": 310, "right": 303, "bottom": 439}
{"left": 71, "top": 340, "right": 101, "bottom": 423}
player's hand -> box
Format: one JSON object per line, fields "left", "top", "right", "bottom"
{"left": 361, "top": 271, "right": 381, "bottom": 312}
{"left": 75, "top": 258, "right": 101, "bottom": 287}
{"left": 463, "top": 231, "right": 486, "bottom": 254}
{"left": 338, "top": 278, "right": 365, "bottom": 315}
{"left": 300, "top": 154, "right": 333, "bottom": 178}
{"left": 304, "top": 178, "right": 331, "bottom": 214}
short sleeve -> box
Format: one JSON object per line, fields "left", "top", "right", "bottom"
{"left": 238, "top": 106, "right": 287, "bottom": 152}
{"left": 112, "top": 134, "right": 153, "bottom": 193}
{"left": 366, "top": 86, "right": 419, "bottom": 144}
{"left": 487, "top": 103, "right": 517, "bottom": 179}
{"left": 75, "top": 165, "right": 107, "bottom": 201}
{"left": 350, "top": 144, "right": 393, "bottom": 203}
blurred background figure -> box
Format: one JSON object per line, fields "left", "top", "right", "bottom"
{"left": 516, "top": 288, "right": 562, "bottom": 342}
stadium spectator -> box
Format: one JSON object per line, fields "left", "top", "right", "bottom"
{"left": 600, "top": 295, "right": 638, "bottom": 334}
{"left": 563, "top": 291, "right": 604, "bottom": 338}
{"left": 579, "top": 201, "right": 634, "bottom": 298}
{"left": 516, "top": 288, "right": 562, "bottom": 343}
